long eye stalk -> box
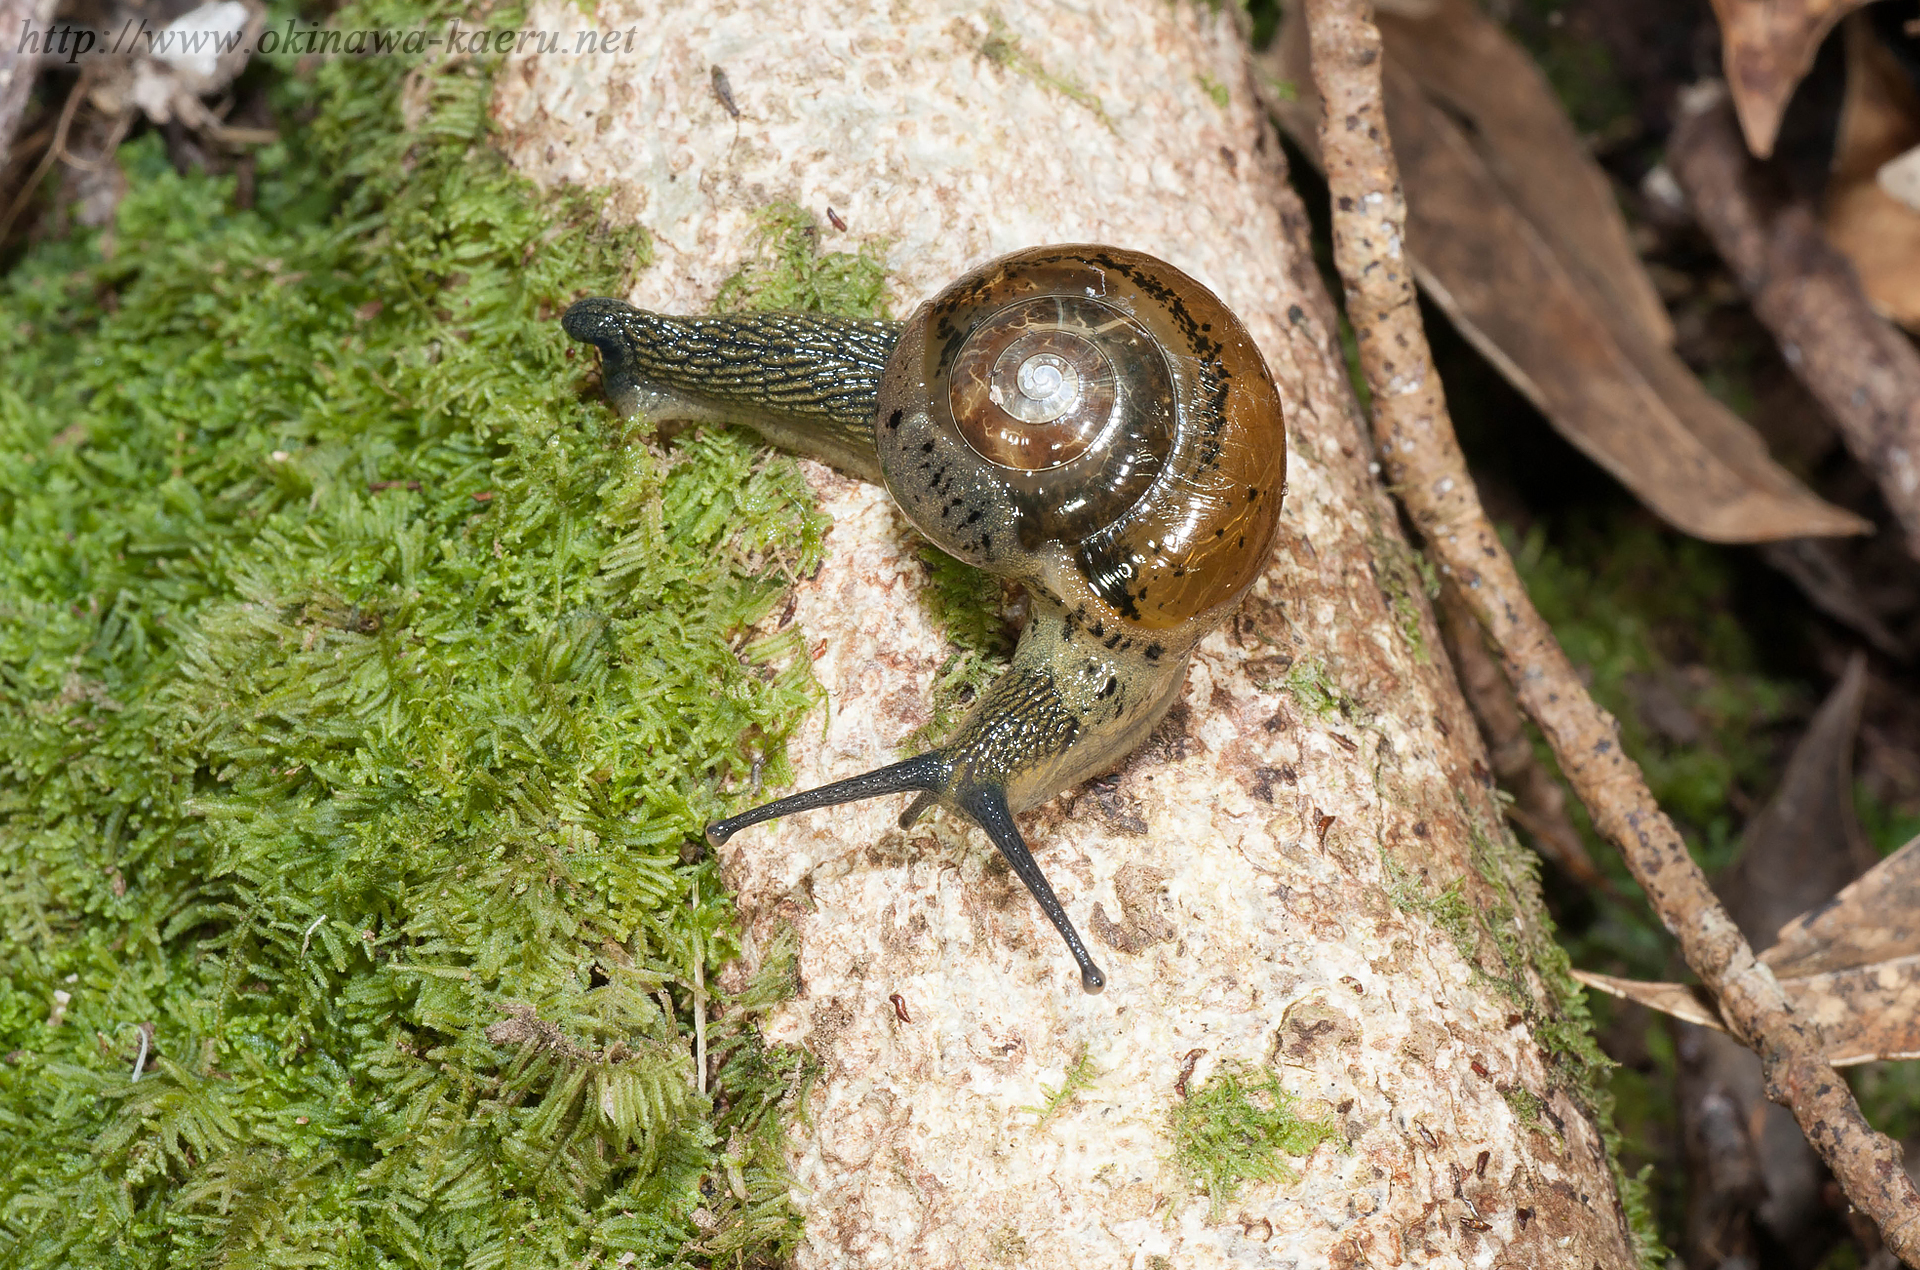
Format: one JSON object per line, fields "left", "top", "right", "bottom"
{"left": 707, "top": 753, "right": 1107, "bottom": 994}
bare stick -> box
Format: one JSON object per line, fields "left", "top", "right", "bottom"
{"left": 1303, "top": 2, "right": 1920, "bottom": 1261}
{"left": 1670, "top": 89, "right": 1920, "bottom": 565}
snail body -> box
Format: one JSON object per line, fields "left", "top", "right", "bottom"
{"left": 564, "top": 245, "right": 1286, "bottom": 994}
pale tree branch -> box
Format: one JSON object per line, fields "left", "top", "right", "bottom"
{"left": 1303, "top": 0, "right": 1920, "bottom": 1262}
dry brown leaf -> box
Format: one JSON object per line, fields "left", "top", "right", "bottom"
{"left": 1265, "top": 16, "right": 1869, "bottom": 544}
{"left": 1575, "top": 962, "right": 1920, "bottom": 1065}
{"left": 1572, "top": 970, "right": 1725, "bottom": 1029}
{"left": 1375, "top": 0, "right": 1673, "bottom": 347}
{"left": 1824, "top": 15, "right": 1920, "bottom": 332}
{"left": 1785, "top": 956, "right": 1920, "bottom": 1065}
{"left": 1878, "top": 143, "right": 1920, "bottom": 210}
{"left": 1709, "top": 0, "right": 1875, "bottom": 159}
{"left": 1766, "top": 834, "right": 1920, "bottom": 979}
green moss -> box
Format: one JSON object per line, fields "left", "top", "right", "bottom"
{"left": 977, "top": 12, "right": 1118, "bottom": 136}
{"left": 1196, "top": 73, "right": 1230, "bottom": 110}
{"left": 1498, "top": 516, "right": 1793, "bottom": 1265}
{"left": 1260, "top": 74, "right": 1299, "bottom": 102}
{"left": 1856, "top": 782, "right": 1920, "bottom": 858}
{"left": 1383, "top": 857, "right": 1482, "bottom": 975}
{"left": 1336, "top": 311, "right": 1372, "bottom": 414}
{"left": 1169, "top": 1062, "right": 1338, "bottom": 1217}
{"left": 1501, "top": 2, "right": 1635, "bottom": 144}
{"left": 689, "top": 931, "right": 818, "bottom": 1264}
{"left": 1387, "top": 806, "right": 1667, "bottom": 1266}
{"left": 712, "top": 201, "right": 890, "bottom": 320}
{"left": 1466, "top": 823, "right": 1666, "bottom": 1269}
{"left": 1850, "top": 1061, "right": 1920, "bottom": 1154}
{"left": 1018, "top": 1043, "right": 1096, "bottom": 1124}
{"left": 1502, "top": 1085, "right": 1546, "bottom": 1130}
{"left": 1371, "top": 534, "right": 1439, "bottom": 663}
{"left": 0, "top": 0, "right": 831, "bottom": 1263}
{"left": 1259, "top": 657, "right": 1353, "bottom": 722}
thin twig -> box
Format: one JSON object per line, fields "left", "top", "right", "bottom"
{"left": 55, "top": 107, "right": 135, "bottom": 174}
{"left": 1670, "top": 87, "right": 1920, "bottom": 565}
{"left": 1302, "top": 2, "right": 1920, "bottom": 1262}
{"left": 0, "top": 63, "right": 86, "bottom": 244}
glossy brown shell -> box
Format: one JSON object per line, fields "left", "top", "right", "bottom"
{"left": 876, "top": 245, "right": 1286, "bottom": 632}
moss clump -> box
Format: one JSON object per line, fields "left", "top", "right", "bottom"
{"left": 1169, "top": 1062, "right": 1338, "bottom": 1217}
{"left": 1383, "top": 859, "right": 1486, "bottom": 981}
{"left": 713, "top": 202, "right": 890, "bottom": 320}
{"left": 1018, "top": 1043, "right": 1096, "bottom": 1124}
{"left": 1370, "top": 532, "right": 1441, "bottom": 663}
{"left": 900, "top": 544, "right": 1017, "bottom": 752}
{"left": 1498, "top": 517, "right": 1793, "bottom": 1266}
{"left": 1502, "top": 1084, "right": 1547, "bottom": 1130}
{"left": 1260, "top": 657, "right": 1353, "bottom": 721}
{"left": 0, "top": 0, "right": 834, "bottom": 1263}
{"left": 1386, "top": 804, "right": 1667, "bottom": 1265}
{"left": 1501, "top": 0, "right": 1635, "bottom": 144}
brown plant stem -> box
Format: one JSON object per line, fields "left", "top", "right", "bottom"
{"left": 1302, "top": 1, "right": 1920, "bottom": 1263}
{"left": 1670, "top": 88, "right": 1920, "bottom": 565}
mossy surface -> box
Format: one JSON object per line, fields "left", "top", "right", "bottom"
{"left": 1500, "top": 519, "right": 1802, "bottom": 1267}
{"left": 1260, "top": 656, "right": 1352, "bottom": 722}
{"left": 712, "top": 202, "right": 890, "bottom": 321}
{"left": 0, "top": 2, "right": 832, "bottom": 1264}
{"left": 1386, "top": 799, "right": 1662, "bottom": 1265}
{"left": 1168, "top": 1062, "right": 1337, "bottom": 1218}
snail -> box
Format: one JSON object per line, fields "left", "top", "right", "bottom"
{"left": 563, "top": 245, "right": 1286, "bottom": 994}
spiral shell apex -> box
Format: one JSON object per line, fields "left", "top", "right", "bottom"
{"left": 877, "top": 244, "right": 1286, "bottom": 633}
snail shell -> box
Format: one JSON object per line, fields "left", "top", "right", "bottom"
{"left": 563, "top": 244, "right": 1287, "bottom": 993}
{"left": 883, "top": 246, "right": 1283, "bottom": 638}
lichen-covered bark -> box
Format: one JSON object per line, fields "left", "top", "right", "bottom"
{"left": 493, "top": 2, "right": 1636, "bottom": 1265}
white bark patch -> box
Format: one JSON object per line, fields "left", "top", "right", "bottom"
{"left": 496, "top": 2, "right": 1637, "bottom": 1266}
